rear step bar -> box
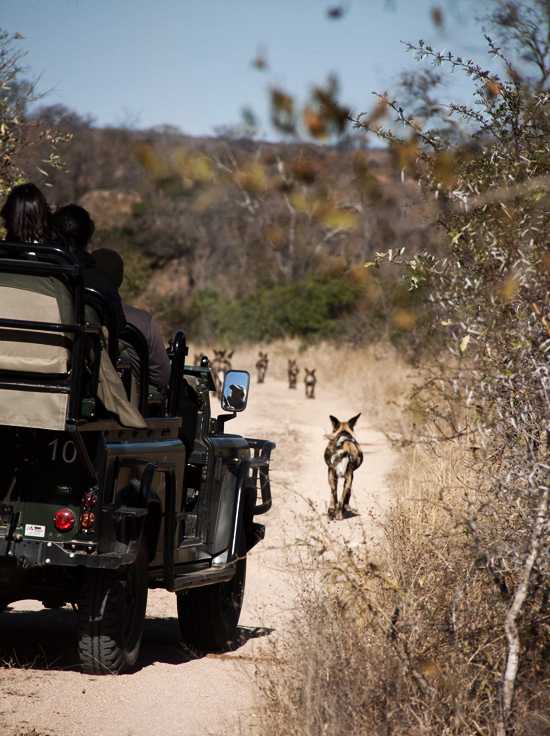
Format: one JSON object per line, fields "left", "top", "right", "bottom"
{"left": 168, "top": 563, "right": 237, "bottom": 592}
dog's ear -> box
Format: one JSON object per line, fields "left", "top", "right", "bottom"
{"left": 348, "top": 413, "right": 361, "bottom": 430}
{"left": 227, "top": 350, "right": 234, "bottom": 359}
{"left": 312, "top": 369, "right": 316, "bottom": 375}
{"left": 329, "top": 415, "right": 340, "bottom": 430}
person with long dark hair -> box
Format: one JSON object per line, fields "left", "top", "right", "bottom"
{"left": 0, "top": 183, "right": 52, "bottom": 243}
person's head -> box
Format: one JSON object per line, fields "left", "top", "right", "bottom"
{"left": 52, "top": 204, "right": 95, "bottom": 254}
{"left": 1, "top": 183, "right": 51, "bottom": 243}
{"left": 92, "top": 248, "right": 124, "bottom": 288}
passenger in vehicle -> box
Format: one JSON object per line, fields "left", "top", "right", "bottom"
{"left": 92, "top": 248, "right": 171, "bottom": 391}
{"left": 0, "top": 182, "right": 52, "bottom": 243}
{"left": 51, "top": 205, "right": 125, "bottom": 339}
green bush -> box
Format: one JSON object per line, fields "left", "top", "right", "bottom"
{"left": 160, "top": 273, "right": 363, "bottom": 343}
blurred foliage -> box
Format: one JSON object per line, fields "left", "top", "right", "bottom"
{"left": 345, "top": 3, "right": 550, "bottom": 733}
{"left": 32, "top": 115, "right": 432, "bottom": 346}
{"left": 0, "top": 29, "right": 67, "bottom": 196}
{"left": 155, "top": 273, "right": 363, "bottom": 343}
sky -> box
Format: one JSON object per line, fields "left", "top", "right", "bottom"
{"left": 2, "top": 0, "right": 490, "bottom": 137}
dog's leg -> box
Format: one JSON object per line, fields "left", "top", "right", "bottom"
{"left": 328, "top": 467, "right": 338, "bottom": 519}
{"left": 342, "top": 469, "right": 354, "bottom": 515}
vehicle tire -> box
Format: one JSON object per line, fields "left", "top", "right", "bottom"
{"left": 177, "top": 558, "right": 246, "bottom": 652}
{"left": 76, "top": 538, "right": 148, "bottom": 675}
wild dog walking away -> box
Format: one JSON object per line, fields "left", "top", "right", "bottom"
{"left": 256, "top": 351, "right": 269, "bottom": 383}
{"left": 324, "top": 413, "right": 363, "bottom": 520}
{"left": 304, "top": 368, "right": 317, "bottom": 399}
{"left": 287, "top": 359, "right": 299, "bottom": 389}
{"left": 211, "top": 349, "right": 233, "bottom": 399}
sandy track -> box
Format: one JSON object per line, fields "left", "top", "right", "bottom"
{"left": 0, "top": 376, "right": 394, "bottom": 736}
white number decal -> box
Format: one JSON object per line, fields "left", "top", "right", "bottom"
{"left": 48, "top": 439, "right": 77, "bottom": 464}
{"left": 62, "top": 441, "right": 77, "bottom": 464}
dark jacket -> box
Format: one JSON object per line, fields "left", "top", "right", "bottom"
{"left": 123, "top": 303, "right": 171, "bottom": 389}
{"left": 81, "top": 262, "right": 126, "bottom": 340}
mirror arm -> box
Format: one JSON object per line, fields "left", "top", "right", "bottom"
{"left": 216, "top": 412, "right": 236, "bottom": 433}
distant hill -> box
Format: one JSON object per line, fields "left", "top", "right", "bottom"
{"left": 18, "top": 106, "right": 435, "bottom": 343}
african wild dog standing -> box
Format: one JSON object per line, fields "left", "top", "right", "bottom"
{"left": 304, "top": 368, "right": 317, "bottom": 399}
{"left": 287, "top": 359, "right": 299, "bottom": 389}
{"left": 193, "top": 352, "right": 204, "bottom": 366}
{"left": 210, "top": 349, "right": 233, "bottom": 399}
{"left": 324, "top": 413, "right": 363, "bottom": 520}
{"left": 256, "top": 351, "right": 269, "bottom": 384}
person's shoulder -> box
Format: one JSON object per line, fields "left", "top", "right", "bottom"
{"left": 123, "top": 302, "right": 152, "bottom": 329}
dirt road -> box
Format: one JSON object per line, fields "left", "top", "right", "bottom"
{"left": 0, "top": 375, "right": 394, "bottom": 736}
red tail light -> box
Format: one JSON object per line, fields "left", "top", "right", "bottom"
{"left": 80, "top": 489, "right": 98, "bottom": 532}
{"left": 54, "top": 508, "right": 76, "bottom": 532}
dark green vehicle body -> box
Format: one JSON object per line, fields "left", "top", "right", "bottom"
{"left": 0, "top": 242, "right": 274, "bottom": 672}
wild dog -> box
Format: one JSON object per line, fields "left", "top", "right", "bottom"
{"left": 256, "top": 351, "right": 269, "bottom": 384}
{"left": 193, "top": 353, "right": 204, "bottom": 366}
{"left": 288, "top": 359, "right": 299, "bottom": 389}
{"left": 324, "top": 413, "right": 363, "bottom": 520}
{"left": 210, "top": 349, "right": 233, "bottom": 399}
{"left": 304, "top": 368, "right": 317, "bottom": 399}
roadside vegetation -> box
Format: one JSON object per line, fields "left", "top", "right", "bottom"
{"left": 253, "top": 2, "right": 550, "bottom": 734}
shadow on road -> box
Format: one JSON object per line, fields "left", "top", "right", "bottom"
{"left": 0, "top": 606, "right": 274, "bottom": 673}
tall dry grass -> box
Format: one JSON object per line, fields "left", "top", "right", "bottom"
{"left": 248, "top": 367, "right": 550, "bottom": 735}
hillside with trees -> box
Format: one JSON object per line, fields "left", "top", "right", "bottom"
{"left": 11, "top": 101, "right": 433, "bottom": 344}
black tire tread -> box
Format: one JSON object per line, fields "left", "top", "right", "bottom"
{"left": 177, "top": 558, "right": 246, "bottom": 652}
{"left": 77, "top": 570, "right": 126, "bottom": 675}
{"left": 77, "top": 539, "right": 148, "bottom": 675}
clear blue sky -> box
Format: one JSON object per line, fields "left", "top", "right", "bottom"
{"left": 3, "top": 0, "right": 489, "bottom": 136}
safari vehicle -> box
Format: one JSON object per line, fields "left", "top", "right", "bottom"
{"left": 0, "top": 242, "right": 274, "bottom": 674}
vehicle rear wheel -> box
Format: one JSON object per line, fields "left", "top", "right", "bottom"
{"left": 177, "top": 558, "right": 246, "bottom": 652}
{"left": 76, "top": 539, "right": 148, "bottom": 675}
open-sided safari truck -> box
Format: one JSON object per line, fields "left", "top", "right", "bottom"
{"left": 0, "top": 242, "right": 274, "bottom": 674}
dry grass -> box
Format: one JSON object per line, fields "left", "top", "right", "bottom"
{"left": 248, "top": 359, "right": 550, "bottom": 735}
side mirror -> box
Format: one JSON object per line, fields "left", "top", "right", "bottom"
{"left": 221, "top": 370, "right": 250, "bottom": 413}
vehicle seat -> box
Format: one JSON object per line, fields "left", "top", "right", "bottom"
{"left": 0, "top": 272, "right": 73, "bottom": 375}
{"left": 0, "top": 270, "right": 146, "bottom": 431}
{"left": 0, "top": 272, "right": 74, "bottom": 430}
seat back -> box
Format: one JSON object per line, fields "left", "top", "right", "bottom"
{"left": 0, "top": 272, "right": 74, "bottom": 375}
{"left": 0, "top": 245, "right": 81, "bottom": 431}
{"left": 0, "top": 243, "right": 146, "bottom": 431}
